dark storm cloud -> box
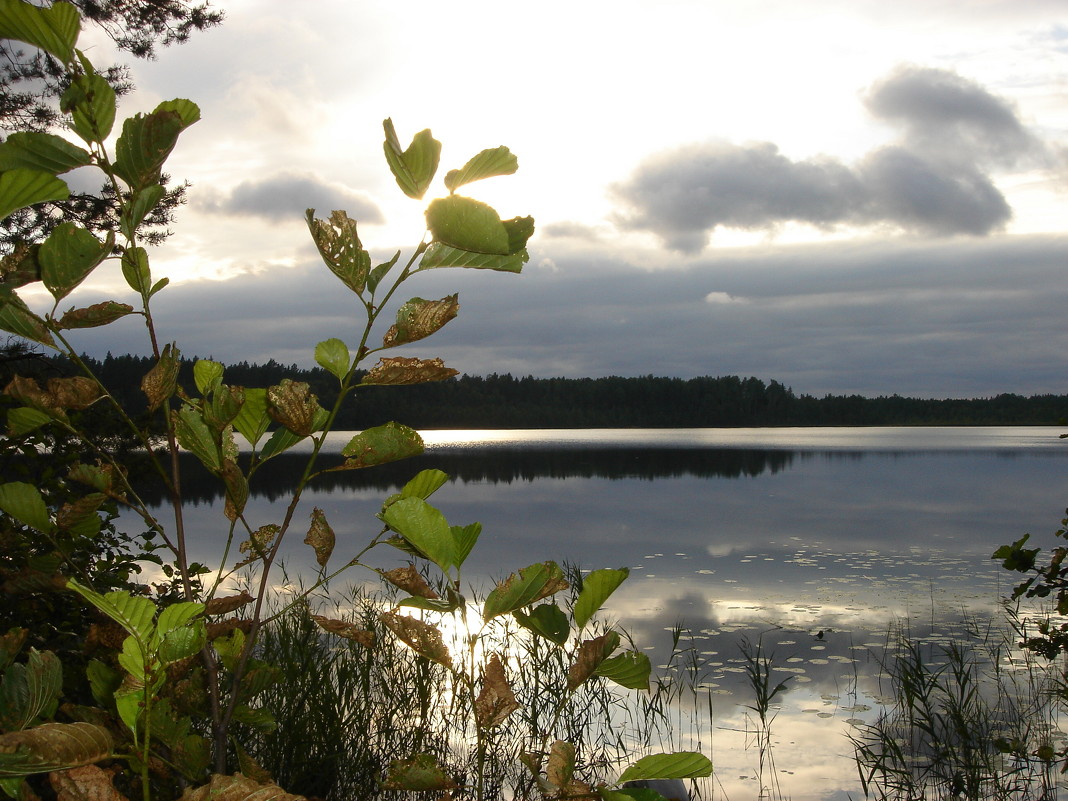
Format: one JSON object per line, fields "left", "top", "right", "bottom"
{"left": 195, "top": 173, "right": 384, "bottom": 223}
{"left": 612, "top": 67, "right": 1045, "bottom": 252}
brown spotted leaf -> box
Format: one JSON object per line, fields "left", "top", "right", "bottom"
{"left": 47, "top": 377, "right": 103, "bottom": 410}
{"left": 305, "top": 209, "right": 371, "bottom": 295}
{"left": 304, "top": 507, "right": 335, "bottom": 567}
{"left": 566, "top": 631, "right": 621, "bottom": 691}
{"left": 380, "top": 611, "right": 450, "bottom": 667}
{"left": 381, "top": 754, "right": 457, "bottom": 791}
{"left": 474, "top": 653, "right": 519, "bottom": 730}
{"left": 237, "top": 525, "right": 279, "bottom": 567}
{"left": 545, "top": 740, "right": 576, "bottom": 790}
{"left": 220, "top": 458, "right": 248, "bottom": 522}
{"left": 381, "top": 565, "right": 439, "bottom": 599}
{"left": 383, "top": 295, "right": 459, "bottom": 348}
{"left": 141, "top": 344, "right": 180, "bottom": 412}
{"left": 178, "top": 772, "right": 308, "bottom": 801}
{"left": 0, "top": 722, "right": 113, "bottom": 774}
{"left": 266, "top": 380, "right": 321, "bottom": 436}
{"left": 310, "top": 616, "right": 375, "bottom": 647}
{"left": 49, "top": 764, "right": 128, "bottom": 801}
{"left": 55, "top": 493, "right": 105, "bottom": 531}
{"left": 361, "top": 357, "right": 458, "bottom": 386}
{"left": 204, "top": 591, "right": 255, "bottom": 616}
{"left": 56, "top": 302, "right": 134, "bottom": 330}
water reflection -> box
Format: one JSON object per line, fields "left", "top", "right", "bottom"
{"left": 139, "top": 429, "right": 1068, "bottom": 800}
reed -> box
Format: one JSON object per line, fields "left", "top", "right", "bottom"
{"left": 849, "top": 615, "right": 1063, "bottom": 801}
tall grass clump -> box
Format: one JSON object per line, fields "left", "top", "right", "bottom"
{"left": 850, "top": 616, "right": 1064, "bottom": 801}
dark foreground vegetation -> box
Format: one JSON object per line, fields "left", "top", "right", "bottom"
{"left": 28, "top": 353, "right": 1068, "bottom": 428}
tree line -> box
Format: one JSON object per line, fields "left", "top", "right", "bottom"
{"left": 18, "top": 352, "right": 1068, "bottom": 428}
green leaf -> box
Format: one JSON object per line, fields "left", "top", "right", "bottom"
{"left": 315, "top": 338, "right": 350, "bottom": 381}
{"left": 233, "top": 387, "right": 270, "bottom": 447}
{"left": 0, "top": 168, "right": 69, "bottom": 221}
{"left": 337, "top": 422, "right": 424, "bottom": 469}
{"left": 193, "top": 359, "right": 224, "bottom": 395}
{"left": 0, "top": 132, "right": 91, "bottom": 174}
{"left": 0, "top": 482, "right": 53, "bottom": 533}
{"left": 86, "top": 659, "right": 121, "bottom": 708}
{"left": 0, "top": 649, "right": 61, "bottom": 731}
{"left": 121, "top": 184, "right": 166, "bottom": 240}
{"left": 116, "top": 635, "right": 147, "bottom": 680}
{"left": 60, "top": 72, "right": 117, "bottom": 144}
{"left": 483, "top": 561, "right": 568, "bottom": 622}
{"left": 0, "top": 0, "right": 79, "bottom": 63}
{"left": 155, "top": 602, "right": 204, "bottom": 640}
{"left": 451, "top": 522, "right": 480, "bottom": 568}
{"left": 114, "top": 681, "right": 145, "bottom": 737}
{"left": 154, "top": 98, "right": 201, "bottom": 128}
{"left": 401, "top": 469, "right": 449, "bottom": 500}
{"left": 617, "top": 753, "right": 712, "bottom": 783}
{"left": 367, "top": 251, "right": 400, "bottom": 294}
{"left": 39, "top": 223, "right": 112, "bottom": 302}
{"left": 7, "top": 407, "right": 51, "bottom": 435}
{"left": 445, "top": 146, "right": 518, "bottom": 192}
{"left": 504, "top": 215, "right": 536, "bottom": 252}
{"left": 259, "top": 424, "right": 305, "bottom": 460}
{"left": 418, "top": 242, "right": 527, "bottom": 273}
{"left": 66, "top": 581, "right": 156, "bottom": 643}
{"left": 574, "top": 567, "right": 629, "bottom": 630}
{"left": 382, "top": 119, "right": 441, "bottom": 200}
{"left": 232, "top": 704, "right": 276, "bottom": 734}
{"left": 426, "top": 195, "right": 509, "bottom": 254}
{"left": 595, "top": 650, "right": 651, "bottom": 690}
{"left": 120, "top": 247, "right": 151, "bottom": 295}
{"left": 0, "top": 291, "right": 54, "bottom": 347}
{"left": 157, "top": 621, "right": 206, "bottom": 665}
{"left": 305, "top": 209, "right": 371, "bottom": 294}
{"left": 513, "top": 603, "right": 569, "bottom": 646}
{"left": 113, "top": 110, "right": 186, "bottom": 190}
{"left": 172, "top": 407, "right": 222, "bottom": 472}
{"left": 381, "top": 497, "right": 455, "bottom": 574}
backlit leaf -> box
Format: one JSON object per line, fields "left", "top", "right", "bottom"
{"left": 383, "top": 295, "right": 459, "bottom": 348}
{"left": 0, "top": 168, "right": 69, "bottom": 221}
{"left": 361, "top": 356, "right": 458, "bottom": 385}
{"left": 112, "top": 110, "right": 187, "bottom": 190}
{"left": 0, "top": 0, "right": 79, "bottom": 64}
{"left": 60, "top": 73, "right": 117, "bottom": 144}
{"left": 120, "top": 247, "right": 151, "bottom": 295}
{"left": 483, "top": 561, "right": 568, "bottom": 622}
{"left": 0, "top": 482, "right": 53, "bottom": 533}
{"left": 617, "top": 752, "right": 713, "bottom": 783}
{"left": 172, "top": 407, "right": 221, "bottom": 472}
{"left": 546, "top": 740, "right": 576, "bottom": 790}
{"left": 0, "top": 132, "right": 91, "bottom": 174}
{"left": 0, "top": 291, "right": 54, "bottom": 347}
{"left": 65, "top": 581, "right": 156, "bottom": 643}
{"left": 444, "top": 146, "right": 518, "bottom": 192}
{"left": 381, "top": 497, "right": 454, "bottom": 574}
{"left": 380, "top": 612, "right": 451, "bottom": 667}
{"left": 39, "top": 223, "right": 112, "bottom": 302}
{"left": 426, "top": 195, "right": 509, "bottom": 254}
{"left": 452, "top": 522, "right": 480, "bottom": 568}
{"left": 474, "top": 653, "right": 519, "bottom": 729}
{"left": 336, "top": 422, "right": 423, "bottom": 469}
{"left": 56, "top": 301, "right": 134, "bottom": 329}
{"left": 381, "top": 565, "right": 438, "bottom": 599}
{"left": 382, "top": 119, "right": 441, "bottom": 200}
{"left": 141, "top": 344, "right": 180, "bottom": 412}
{"left": 233, "top": 387, "right": 270, "bottom": 447}
{"left": 418, "top": 242, "right": 527, "bottom": 273}
{"left": 595, "top": 650, "right": 651, "bottom": 690}
{"left": 120, "top": 184, "right": 166, "bottom": 240}
{"left": 306, "top": 209, "right": 371, "bottom": 294}
{"left": 574, "top": 567, "right": 629, "bottom": 630}
{"left": 566, "top": 631, "right": 621, "bottom": 691}
{"left": 315, "top": 337, "right": 350, "bottom": 380}
{"left": 267, "top": 379, "right": 322, "bottom": 437}
{"left": 193, "top": 359, "right": 224, "bottom": 395}
{"left": 310, "top": 616, "right": 375, "bottom": 647}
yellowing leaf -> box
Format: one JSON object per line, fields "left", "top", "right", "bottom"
{"left": 304, "top": 507, "right": 335, "bottom": 567}
{"left": 383, "top": 295, "right": 459, "bottom": 348}
{"left": 474, "top": 653, "right": 519, "bottom": 729}
{"left": 361, "top": 357, "right": 457, "bottom": 386}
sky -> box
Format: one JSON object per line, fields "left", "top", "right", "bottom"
{"left": 23, "top": 0, "right": 1068, "bottom": 398}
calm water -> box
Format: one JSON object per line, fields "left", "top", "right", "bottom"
{"left": 164, "top": 427, "right": 1068, "bottom": 800}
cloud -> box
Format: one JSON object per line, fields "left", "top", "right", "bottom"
{"left": 611, "top": 66, "right": 1046, "bottom": 252}
{"left": 864, "top": 65, "right": 1043, "bottom": 168}
{"left": 193, "top": 172, "right": 384, "bottom": 224}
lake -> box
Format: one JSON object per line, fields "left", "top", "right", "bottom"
{"left": 164, "top": 426, "right": 1068, "bottom": 800}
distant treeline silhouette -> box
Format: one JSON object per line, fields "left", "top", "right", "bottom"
{"left": 37, "top": 353, "right": 1068, "bottom": 428}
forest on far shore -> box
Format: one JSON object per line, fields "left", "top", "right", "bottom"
{"left": 13, "top": 352, "right": 1064, "bottom": 429}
